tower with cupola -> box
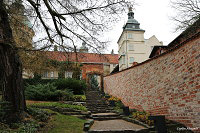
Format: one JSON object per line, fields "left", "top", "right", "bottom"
{"left": 118, "top": 7, "right": 163, "bottom": 71}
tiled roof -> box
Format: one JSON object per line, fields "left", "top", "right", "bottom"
{"left": 45, "top": 51, "right": 119, "bottom": 64}
{"left": 149, "top": 46, "right": 168, "bottom": 58}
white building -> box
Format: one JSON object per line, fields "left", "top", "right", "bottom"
{"left": 118, "top": 7, "right": 163, "bottom": 71}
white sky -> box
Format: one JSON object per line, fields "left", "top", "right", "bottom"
{"left": 105, "top": 0, "right": 181, "bottom": 54}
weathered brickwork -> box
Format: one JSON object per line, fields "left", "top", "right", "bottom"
{"left": 82, "top": 64, "right": 104, "bottom": 79}
{"left": 104, "top": 37, "right": 200, "bottom": 128}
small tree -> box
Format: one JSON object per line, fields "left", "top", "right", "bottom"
{"left": 90, "top": 75, "right": 99, "bottom": 90}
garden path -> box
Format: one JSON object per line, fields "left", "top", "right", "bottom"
{"left": 85, "top": 90, "right": 148, "bottom": 132}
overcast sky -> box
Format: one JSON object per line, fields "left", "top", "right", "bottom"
{"left": 105, "top": 0, "right": 182, "bottom": 54}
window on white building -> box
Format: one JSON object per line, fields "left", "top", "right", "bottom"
{"left": 128, "top": 33, "right": 133, "bottom": 39}
{"left": 65, "top": 71, "right": 73, "bottom": 78}
{"left": 128, "top": 44, "right": 134, "bottom": 51}
{"left": 130, "top": 57, "right": 134, "bottom": 63}
{"left": 50, "top": 71, "right": 54, "bottom": 78}
{"left": 43, "top": 71, "right": 48, "bottom": 78}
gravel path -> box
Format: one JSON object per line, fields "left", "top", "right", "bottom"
{"left": 89, "top": 119, "right": 146, "bottom": 131}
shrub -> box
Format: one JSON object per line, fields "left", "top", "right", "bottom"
{"left": 132, "top": 110, "right": 154, "bottom": 126}
{"left": 28, "top": 102, "right": 88, "bottom": 111}
{"left": 24, "top": 77, "right": 87, "bottom": 95}
{"left": 25, "top": 83, "right": 73, "bottom": 101}
{"left": 27, "top": 107, "right": 50, "bottom": 122}
{"left": 72, "top": 95, "right": 86, "bottom": 102}
{"left": 108, "top": 96, "right": 121, "bottom": 102}
{"left": 53, "top": 78, "right": 86, "bottom": 95}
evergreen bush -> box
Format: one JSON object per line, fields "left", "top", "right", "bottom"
{"left": 24, "top": 78, "right": 86, "bottom": 95}
{"left": 53, "top": 78, "right": 86, "bottom": 95}
{"left": 25, "top": 83, "right": 73, "bottom": 101}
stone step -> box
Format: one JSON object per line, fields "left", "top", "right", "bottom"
{"left": 88, "top": 108, "right": 112, "bottom": 111}
{"left": 86, "top": 101, "right": 106, "bottom": 103}
{"left": 88, "top": 129, "right": 147, "bottom": 133}
{"left": 93, "top": 117, "right": 121, "bottom": 120}
{"left": 87, "top": 104, "right": 109, "bottom": 107}
{"left": 86, "top": 102, "right": 106, "bottom": 104}
{"left": 86, "top": 99, "right": 104, "bottom": 101}
{"left": 87, "top": 106, "right": 111, "bottom": 108}
{"left": 86, "top": 100, "right": 103, "bottom": 102}
{"left": 92, "top": 113, "right": 119, "bottom": 118}
{"left": 87, "top": 107, "right": 113, "bottom": 110}
{"left": 90, "top": 110, "right": 114, "bottom": 113}
{"left": 88, "top": 108, "right": 113, "bottom": 111}
{"left": 86, "top": 102, "right": 107, "bottom": 104}
{"left": 86, "top": 97, "right": 102, "bottom": 101}
{"left": 86, "top": 95, "right": 101, "bottom": 97}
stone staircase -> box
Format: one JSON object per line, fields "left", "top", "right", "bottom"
{"left": 85, "top": 90, "right": 120, "bottom": 120}
{"left": 84, "top": 90, "right": 148, "bottom": 132}
{"left": 91, "top": 113, "right": 121, "bottom": 120}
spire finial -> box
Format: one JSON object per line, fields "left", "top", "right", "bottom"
{"left": 129, "top": 7, "right": 133, "bottom": 12}
{"left": 128, "top": 6, "right": 134, "bottom": 19}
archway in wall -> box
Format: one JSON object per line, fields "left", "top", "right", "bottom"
{"left": 86, "top": 71, "right": 103, "bottom": 91}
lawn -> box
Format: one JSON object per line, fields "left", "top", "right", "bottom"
{"left": 46, "top": 112, "right": 86, "bottom": 133}
{"left": 0, "top": 108, "right": 86, "bottom": 133}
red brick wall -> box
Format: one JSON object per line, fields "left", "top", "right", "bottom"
{"left": 104, "top": 37, "right": 200, "bottom": 128}
{"left": 81, "top": 64, "right": 104, "bottom": 80}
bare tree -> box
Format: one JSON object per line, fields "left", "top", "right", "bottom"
{"left": 22, "top": 0, "right": 133, "bottom": 52}
{"left": 171, "top": 0, "right": 200, "bottom": 31}
{"left": 0, "top": 0, "right": 133, "bottom": 120}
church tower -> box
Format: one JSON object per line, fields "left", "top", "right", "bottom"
{"left": 118, "top": 7, "right": 162, "bottom": 71}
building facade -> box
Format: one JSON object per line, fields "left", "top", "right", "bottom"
{"left": 118, "top": 7, "right": 163, "bottom": 71}
{"left": 44, "top": 51, "right": 118, "bottom": 79}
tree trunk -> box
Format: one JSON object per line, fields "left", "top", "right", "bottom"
{"left": 0, "top": 0, "right": 26, "bottom": 121}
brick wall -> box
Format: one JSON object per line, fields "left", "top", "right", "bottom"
{"left": 104, "top": 36, "right": 200, "bottom": 128}
{"left": 81, "top": 64, "right": 104, "bottom": 80}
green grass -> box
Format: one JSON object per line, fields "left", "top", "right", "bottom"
{"left": 28, "top": 102, "right": 87, "bottom": 111}
{"left": 0, "top": 109, "right": 86, "bottom": 133}
{"left": 48, "top": 112, "right": 86, "bottom": 133}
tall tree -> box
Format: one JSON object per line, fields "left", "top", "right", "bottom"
{"left": 171, "top": 0, "right": 200, "bottom": 31}
{"left": 0, "top": 0, "right": 133, "bottom": 120}
{"left": 0, "top": 0, "right": 26, "bottom": 122}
